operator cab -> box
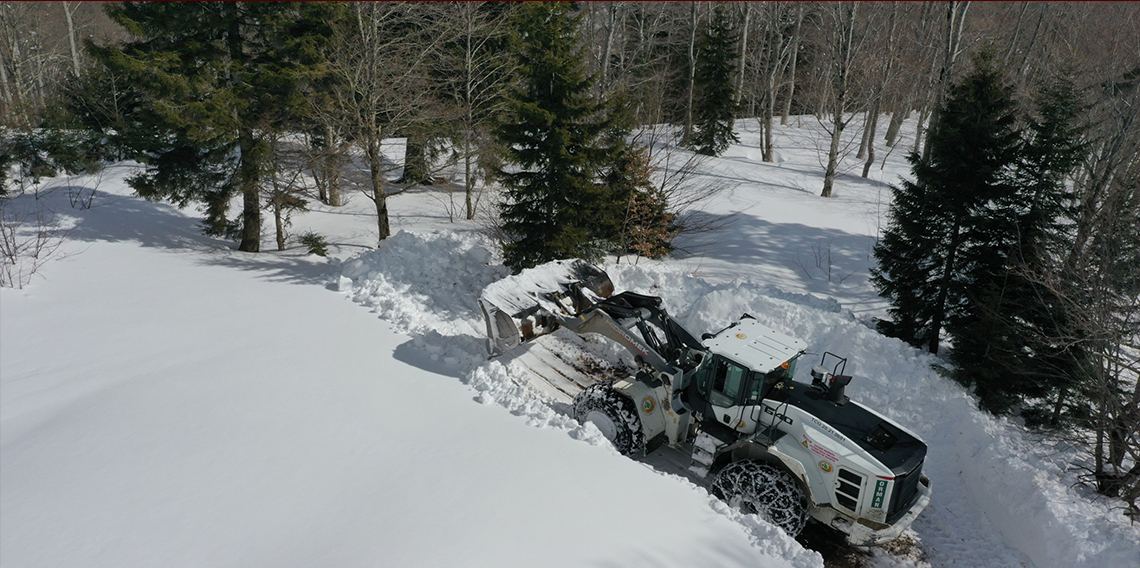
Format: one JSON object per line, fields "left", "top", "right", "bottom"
{"left": 684, "top": 319, "right": 807, "bottom": 431}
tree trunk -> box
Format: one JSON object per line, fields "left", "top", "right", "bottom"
{"left": 600, "top": 1, "right": 617, "bottom": 92}
{"left": 682, "top": 2, "right": 697, "bottom": 145}
{"left": 821, "top": 2, "right": 855, "bottom": 198}
{"left": 325, "top": 124, "right": 342, "bottom": 207}
{"left": 7, "top": 29, "right": 30, "bottom": 127}
{"left": 463, "top": 18, "right": 476, "bottom": 221}
{"left": 780, "top": 5, "right": 803, "bottom": 126}
{"left": 228, "top": 7, "right": 260, "bottom": 253}
{"left": 733, "top": 2, "right": 750, "bottom": 106}
{"left": 237, "top": 131, "right": 261, "bottom": 252}
{"left": 921, "top": 0, "right": 969, "bottom": 163}
{"left": 0, "top": 47, "right": 12, "bottom": 109}
{"left": 861, "top": 103, "right": 880, "bottom": 178}
{"left": 1049, "top": 387, "right": 1067, "bottom": 427}
{"left": 761, "top": 11, "right": 785, "bottom": 163}
{"left": 311, "top": 133, "right": 328, "bottom": 204}
{"left": 62, "top": 1, "right": 81, "bottom": 77}
{"left": 861, "top": 4, "right": 895, "bottom": 176}
{"left": 1019, "top": 3, "right": 1046, "bottom": 80}
{"left": 271, "top": 138, "right": 286, "bottom": 251}
{"left": 273, "top": 200, "right": 285, "bottom": 251}
{"left": 885, "top": 107, "right": 907, "bottom": 147}
{"left": 857, "top": 109, "right": 871, "bottom": 159}
{"left": 762, "top": 95, "right": 775, "bottom": 162}
{"left": 928, "top": 219, "right": 963, "bottom": 354}
{"left": 1095, "top": 384, "right": 1106, "bottom": 484}
{"left": 1003, "top": 1, "right": 1030, "bottom": 63}
{"left": 913, "top": 104, "right": 929, "bottom": 154}
{"left": 316, "top": 173, "right": 328, "bottom": 204}
{"left": 367, "top": 133, "right": 390, "bottom": 243}
{"left": 401, "top": 132, "right": 427, "bottom": 185}
{"left": 820, "top": 118, "right": 843, "bottom": 198}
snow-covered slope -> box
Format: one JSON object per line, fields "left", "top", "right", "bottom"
{"left": 1, "top": 175, "right": 818, "bottom": 567}
{"left": 3, "top": 118, "right": 1138, "bottom": 568}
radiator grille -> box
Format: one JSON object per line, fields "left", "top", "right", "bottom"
{"left": 835, "top": 468, "right": 863, "bottom": 512}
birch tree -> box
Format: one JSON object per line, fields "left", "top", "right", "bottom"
{"left": 817, "top": 2, "right": 872, "bottom": 198}
{"left": 436, "top": 1, "right": 515, "bottom": 220}
{"left": 326, "top": 2, "right": 440, "bottom": 243}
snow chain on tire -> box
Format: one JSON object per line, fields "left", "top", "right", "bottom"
{"left": 572, "top": 382, "right": 646, "bottom": 456}
{"left": 711, "top": 460, "right": 810, "bottom": 537}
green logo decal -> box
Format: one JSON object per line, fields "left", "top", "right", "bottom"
{"left": 642, "top": 397, "right": 656, "bottom": 414}
{"left": 871, "top": 480, "right": 889, "bottom": 509}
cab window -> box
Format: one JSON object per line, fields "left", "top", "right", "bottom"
{"left": 745, "top": 369, "right": 783, "bottom": 405}
{"left": 709, "top": 357, "right": 748, "bottom": 407}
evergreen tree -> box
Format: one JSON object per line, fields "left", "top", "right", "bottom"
{"left": 89, "top": 2, "right": 332, "bottom": 252}
{"left": 688, "top": 6, "right": 739, "bottom": 156}
{"left": 872, "top": 54, "right": 1022, "bottom": 355}
{"left": 949, "top": 75, "right": 1087, "bottom": 414}
{"left": 494, "top": 2, "right": 617, "bottom": 271}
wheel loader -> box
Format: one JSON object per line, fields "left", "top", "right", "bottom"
{"left": 479, "top": 260, "right": 931, "bottom": 545}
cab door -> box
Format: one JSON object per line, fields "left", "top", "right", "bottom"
{"left": 693, "top": 355, "right": 750, "bottom": 429}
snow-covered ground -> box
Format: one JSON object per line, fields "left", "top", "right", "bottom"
{"left": 3, "top": 118, "right": 1137, "bottom": 568}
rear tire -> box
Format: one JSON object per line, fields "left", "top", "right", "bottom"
{"left": 711, "top": 460, "right": 809, "bottom": 537}
{"left": 572, "top": 383, "right": 645, "bottom": 456}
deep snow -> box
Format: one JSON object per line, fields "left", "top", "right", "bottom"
{"left": 3, "top": 117, "right": 1138, "bottom": 568}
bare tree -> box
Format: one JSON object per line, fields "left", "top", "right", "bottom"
{"left": 751, "top": 2, "right": 803, "bottom": 162}
{"left": 326, "top": 2, "right": 441, "bottom": 243}
{"left": 633, "top": 124, "right": 729, "bottom": 245}
{"left": 0, "top": 2, "right": 121, "bottom": 127}
{"left": 919, "top": 0, "right": 970, "bottom": 163}
{"left": 0, "top": 200, "right": 69, "bottom": 289}
{"left": 816, "top": 2, "right": 874, "bottom": 198}
{"left": 859, "top": 3, "right": 901, "bottom": 178}
{"left": 681, "top": 2, "right": 700, "bottom": 146}
{"left": 435, "top": 1, "right": 515, "bottom": 220}
{"left": 61, "top": 1, "right": 81, "bottom": 77}
{"left": 597, "top": 2, "right": 689, "bottom": 127}
{"left": 264, "top": 136, "right": 309, "bottom": 251}
{"left": 779, "top": 3, "right": 805, "bottom": 126}
{"left": 732, "top": 2, "right": 751, "bottom": 106}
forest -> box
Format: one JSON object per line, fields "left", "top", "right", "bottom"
{"left": 2, "top": 1, "right": 1138, "bottom": 519}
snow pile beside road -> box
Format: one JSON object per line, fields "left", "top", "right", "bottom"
{"left": 338, "top": 230, "right": 508, "bottom": 337}
{"left": 339, "top": 235, "right": 1140, "bottom": 568}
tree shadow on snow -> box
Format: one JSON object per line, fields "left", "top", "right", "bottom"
{"left": 18, "top": 183, "right": 338, "bottom": 287}
{"left": 673, "top": 211, "right": 888, "bottom": 315}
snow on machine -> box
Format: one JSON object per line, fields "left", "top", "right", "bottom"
{"left": 479, "top": 260, "right": 931, "bottom": 545}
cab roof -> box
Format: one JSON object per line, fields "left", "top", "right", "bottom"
{"left": 704, "top": 318, "right": 807, "bottom": 373}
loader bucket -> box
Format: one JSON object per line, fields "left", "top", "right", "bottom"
{"left": 478, "top": 259, "right": 615, "bottom": 357}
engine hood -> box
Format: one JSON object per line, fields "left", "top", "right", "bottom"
{"left": 768, "top": 381, "right": 926, "bottom": 476}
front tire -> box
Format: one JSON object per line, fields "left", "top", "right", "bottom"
{"left": 711, "top": 461, "right": 809, "bottom": 537}
{"left": 572, "top": 383, "right": 645, "bottom": 456}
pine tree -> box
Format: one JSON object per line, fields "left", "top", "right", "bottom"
{"left": 950, "top": 75, "right": 1087, "bottom": 415}
{"left": 89, "top": 2, "right": 333, "bottom": 252}
{"left": 494, "top": 2, "right": 617, "bottom": 271}
{"left": 872, "top": 54, "right": 1022, "bottom": 355}
{"left": 688, "top": 6, "right": 739, "bottom": 156}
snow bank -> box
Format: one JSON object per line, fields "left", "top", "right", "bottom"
{"left": 338, "top": 230, "right": 508, "bottom": 337}
{"left": 339, "top": 234, "right": 1139, "bottom": 568}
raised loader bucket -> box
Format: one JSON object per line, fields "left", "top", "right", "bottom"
{"left": 478, "top": 260, "right": 615, "bottom": 357}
